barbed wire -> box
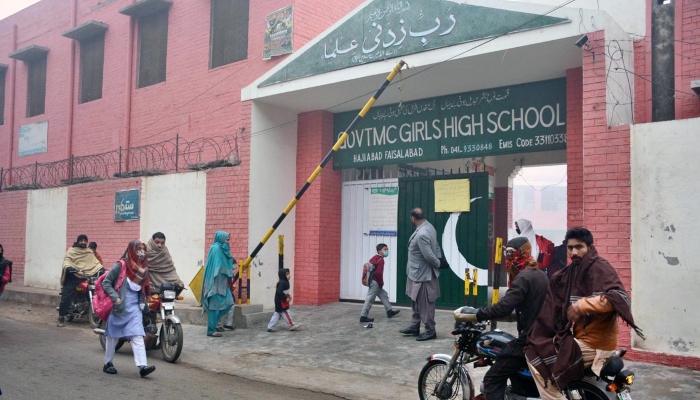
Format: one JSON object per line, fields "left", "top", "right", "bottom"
{"left": 0, "top": 133, "right": 240, "bottom": 192}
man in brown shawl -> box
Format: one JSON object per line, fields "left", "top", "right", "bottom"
{"left": 147, "top": 232, "right": 184, "bottom": 294}
{"left": 58, "top": 234, "right": 103, "bottom": 327}
{"left": 525, "top": 227, "right": 644, "bottom": 399}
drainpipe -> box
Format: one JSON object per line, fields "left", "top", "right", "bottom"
{"left": 7, "top": 25, "right": 17, "bottom": 185}
{"left": 67, "top": 0, "right": 77, "bottom": 162}
{"left": 123, "top": 0, "right": 135, "bottom": 172}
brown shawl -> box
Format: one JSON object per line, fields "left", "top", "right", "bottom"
{"left": 146, "top": 239, "right": 183, "bottom": 288}
{"left": 525, "top": 247, "right": 643, "bottom": 390}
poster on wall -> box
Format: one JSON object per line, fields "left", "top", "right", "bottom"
{"left": 435, "top": 179, "right": 470, "bottom": 212}
{"left": 18, "top": 121, "right": 48, "bottom": 156}
{"left": 115, "top": 189, "right": 140, "bottom": 221}
{"left": 263, "top": 6, "right": 294, "bottom": 60}
{"left": 369, "top": 187, "right": 398, "bottom": 236}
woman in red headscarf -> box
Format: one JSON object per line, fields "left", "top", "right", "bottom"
{"left": 101, "top": 240, "right": 156, "bottom": 378}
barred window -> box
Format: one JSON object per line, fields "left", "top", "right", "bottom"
{"left": 79, "top": 34, "right": 105, "bottom": 103}
{"left": 27, "top": 56, "right": 47, "bottom": 117}
{"left": 210, "top": 0, "right": 249, "bottom": 69}
{"left": 137, "top": 10, "right": 169, "bottom": 88}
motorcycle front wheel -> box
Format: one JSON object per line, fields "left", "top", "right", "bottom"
{"left": 89, "top": 304, "right": 101, "bottom": 328}
{"left": 418, "top": 360, "right": 467, "bottom": 400}
{"left": 565, "top": 378, "right": 615, "bottom": 400}
{"left": 160, "top": 319, "right": 183, "bottom": 363}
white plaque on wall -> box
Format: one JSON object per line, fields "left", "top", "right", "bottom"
{"left": 19, "top": 121, "right": 48, "bottom": 156}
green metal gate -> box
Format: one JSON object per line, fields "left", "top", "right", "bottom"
{"left": 396, "top": 173, "right": 490, "bottom": 308}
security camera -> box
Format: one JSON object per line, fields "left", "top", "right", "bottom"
{"left": 575, "top": 35, "right": 589, "bottom": 48}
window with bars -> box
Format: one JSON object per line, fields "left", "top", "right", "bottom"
{"left": 27, "top": 56, "right": 47, "bottom": 117}
{"left": 210, "top": 0, "right": 249, "bottom": 69}
{"left": 0, "top": 69, "right": 6, "bottom": 125}
{"left": 79, "top": 34, "right": 105, "bottom": 103}
{"left": 137, "top": 10, "right": 169, "bottom": 88}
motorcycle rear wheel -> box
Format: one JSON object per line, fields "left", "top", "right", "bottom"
{"left": 565, "top": 378, "right": 615, "bottom": 400}
{"left": 418, "top": 360, "right": 467, "bottom": 400}
{"left": 160, "top": 319, "right": 183, "bottom": 363}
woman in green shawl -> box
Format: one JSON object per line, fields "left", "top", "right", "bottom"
{"left": 201, "top": 231, "right": 235, "bottom": 337}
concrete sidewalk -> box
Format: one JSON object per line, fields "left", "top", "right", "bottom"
{"left": 3, "top": 285, "right": 700, "bottom": 400}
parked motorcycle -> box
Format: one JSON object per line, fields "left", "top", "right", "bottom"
{"left": 418, "top": 307, "right": 634, "bottom": 400}
{"left": 94, "top": 282, "right": 184, "bottom": 363}
{"left": 62, "top": 268, "right": 104, "bottom": 328}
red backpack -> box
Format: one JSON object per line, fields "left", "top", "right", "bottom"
{"left": 93, "top": 260, "right": 127, "bottom": 321}
{"left": 536, "top": 235, "right": 555, "bottom": 271}
{"left": 361, "top": 262, "right": 375, "bottom": 286}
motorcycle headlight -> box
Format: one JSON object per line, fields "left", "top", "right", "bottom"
{"left": 163, "top": 290, "right": 177, "bottom": 300}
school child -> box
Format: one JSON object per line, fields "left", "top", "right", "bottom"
{"left": 267, "top": 268, "right": 302, "bottom": 332}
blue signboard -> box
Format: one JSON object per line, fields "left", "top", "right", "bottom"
{"left": 115, "top": 189, "right": 140, "bottom": 221}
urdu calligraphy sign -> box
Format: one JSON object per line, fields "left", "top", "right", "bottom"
{"left": 260, "top": 0, "right": 568, "bottom": 86}
{"left": 332, "top": 78, "right": 567, "bottom": 169}
{"left": 114, "top": 189, "right": 140, "bottom": 221}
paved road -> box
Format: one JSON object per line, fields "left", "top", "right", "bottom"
{"left": 0, "top": 313, "right": 341, "bottom": 400}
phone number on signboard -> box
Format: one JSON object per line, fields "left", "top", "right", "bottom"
{"left": 462, "top": 143, "right": 493, "bottom": 153}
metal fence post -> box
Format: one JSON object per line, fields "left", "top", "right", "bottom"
{"left": 0, "top": 167, "right": 4, "bottom": 192}
{"left": 175, "top": 134, "right": 179, "bottom": 173}
{"left": 34, "top": 161, "right": 38, "bottom": 187}
{"left": 118, "top": 146, "right": 122, "bottom": 176}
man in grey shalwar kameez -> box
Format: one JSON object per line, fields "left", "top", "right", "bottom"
{"left": 400, "top": 208, "right": 441, "bottom": 341}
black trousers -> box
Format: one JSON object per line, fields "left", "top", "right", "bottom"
{"left": 483, "top": 339, "right": 526, "bottom": 400}
{"left": 58, "top": 273, "right": 80, "bottom": 317}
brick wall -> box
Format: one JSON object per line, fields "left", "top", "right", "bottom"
{"left": 678, "top": 0, "right": 700, "bottom": 119}
{"left": 66, "top": 178, "right": 141, "bottom": 267}
{"left": 566, "top": 67, "right": 584, "bottom": 228}
{"left": 294, "top": 110, "right": 342, "bottom": 305}
{"left": 0, "top": 191, "right": 27, "bottom": 285}
{"left": 633, "top": 40, "right": 651, "bottom": 124}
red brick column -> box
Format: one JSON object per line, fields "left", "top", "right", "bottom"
{"left": 566, "top": 67, "right": 584, "bottom": 228}
{"left": 580, "top": 31, "right": 634, "bottom": 347}
{"left": 294, "top": 111, "right": 342, "bottom": 305}
{"left": 494, "top": 187, "right": 512, "bottom": 244}
{"left": 0, "top": 191, "right": 28, "bottom": 285}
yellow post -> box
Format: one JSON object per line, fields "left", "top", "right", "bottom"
{"left": 473, "top": 269, "right": 478, "bottom": 296}
{"left": 493, "top": 237, "right": 503, "bottom": 304}
{"left": 464, "top": 269, "right": 471, "bottom": 295}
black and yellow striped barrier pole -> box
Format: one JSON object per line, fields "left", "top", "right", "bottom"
{"left": 239, "top": 60, "right": 408, "bottom": 283}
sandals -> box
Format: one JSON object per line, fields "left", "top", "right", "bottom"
{"left": 207, "top": 332, "right": 222, "bottom": 337}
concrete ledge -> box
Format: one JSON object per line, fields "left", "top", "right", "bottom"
{"left": 4, "top": 285, "right": 273, "bottom": 329}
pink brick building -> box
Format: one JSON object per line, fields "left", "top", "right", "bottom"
{"left": 1, "top": 0, "right": 699, "bottom": 370}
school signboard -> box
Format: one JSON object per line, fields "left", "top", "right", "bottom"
{"left": 332, "top": 78, "right": 567, "bottom": 169}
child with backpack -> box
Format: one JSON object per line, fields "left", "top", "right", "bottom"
{"left": 359, "top": 243, "right": 400, "bottom": 323}
{"left": 267, "top": 268, "right": 302, "bottom": 332}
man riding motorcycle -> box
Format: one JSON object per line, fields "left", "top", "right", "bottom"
{"left": 456, "top": 237, "right": 548, "bottom": 400}
{"left": 58, "top": 234, "right": 103, "bottom": 327}
{"left": 146, "top": 232, "right": 184, "bottom": 296}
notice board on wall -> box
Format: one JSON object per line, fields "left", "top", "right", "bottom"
{"left": 369, "top": 187, "right": 398, "bottom": 236}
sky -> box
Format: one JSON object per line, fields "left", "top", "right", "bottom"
{"left": 0, "top": 0, "right": 42, "bottom": 20}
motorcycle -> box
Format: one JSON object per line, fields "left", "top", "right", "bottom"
{"left": 94, "top": 282, "right": 184, "bottom": 363}
{"left": 62, "top": 268, "right": 104, "bottom": 328}
{"left": 418, "top": 307, "right": 635, "bottom": 400}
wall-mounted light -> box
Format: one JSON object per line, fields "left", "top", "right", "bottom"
{"left": 575, "top": 35, "right": 591, "bottom": 51}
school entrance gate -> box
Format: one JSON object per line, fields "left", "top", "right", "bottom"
{"left": 395, "top": 173, "right": 490, "bottom": 308}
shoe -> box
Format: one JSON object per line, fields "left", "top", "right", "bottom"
{"left": 215, "top": 327, "right": 225, "bottom": 332}
{"left": 399, "top": 327, "right": 420, "bottom": 336}
{"left": 103, "top": 362, "right": 117, "bottom": 374}
{"left": 416, "top": 333, "right": 437, "bottom": 341}
{"left": 290, "top": 324, "right": 302, "bottom": 331}
{"left": 387, "top": 309, "right": 400, "bottom": 318}
{"left": 359, "top": 316, "right": 374, "bottom": 323}
{"left": 57, "top": 317, "right": 65, "bottom": 328}
{"left": 207, "top": 332, "right": 222, "bottom": 337}
{"left": 267, "top": 328, "right": 277, "bottom": 332}
{"left": 223, "top": 325, "right": 235, "bottom": 331}
{"left": 139, "top": 365, "right": 156, "bottom": 378}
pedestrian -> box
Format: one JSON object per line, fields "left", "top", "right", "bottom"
{"left": 267, "top": 268, "right": 301, "bottom": 332}
{"left": 102, "top": 239, "right": 156, "bottom": 378}
{"left": 514, "top": 219, "right": 555, "bottom": 273}
{"left": 146, "top": 232, "right": 184, "bottom": 294}
{"left": 526, "top": 227, "right": 644, "bottom": 399}
{"left": 201, "top": 231, "right": 235, "bottom": 338}
{"left": 89, "top": 241, "right": 104, "bottom": 265}
{"left": 0, "top": 244, "right": 13, "bottom": 304}
{"left": 217, "top": 266, "right": 239, "bottom": 332}
{"left": 399, "top": 208, "right": 442, "bottom": 341}
{"left": 359, "top": 243, "right": 400, "bottom": 323}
